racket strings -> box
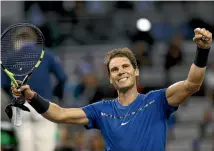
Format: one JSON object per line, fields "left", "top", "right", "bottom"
{"left": 1, "top": 26, "right": 44, "bottom": 76}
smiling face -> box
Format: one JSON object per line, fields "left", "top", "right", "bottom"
{"left": 109, "top": 57, "right": 139, "bottom": 92}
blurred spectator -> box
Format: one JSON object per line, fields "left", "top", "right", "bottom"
{"left": 166, "top": 113, "right": 177, "bottom": 142}
{"left": 73, "top": 72, "right": 105, "bottom": 106}
{"left": 68, "top": 1, "right": 86, "bottom": 25}
{"left": 55, "top": 125, "right": 74, "bottom": 151}
{"left": 205, "top": 63, "right": 214, "bottom": 105}
{"left": 129, "top": 30, "right": 155, "bottom": 55}
{"left": 14, "top": 49, "right": 67, "bottom": 151}
{"left": 73, "top": 131, "right": 87, "bottom": 151}
{"left": 24, "top": 1, "right": 65, "bottom": 48}
{"left": 88, "top": 132, "right": 105, "bottom": 151}
{"left": 188, "top": 17, "right": 214, "bottom": 35}
{"left": 192, "top": 63, "right": 214, "bottom": 151}
{"left": 24, "top": 1, "right": 65, "bottom": 17}
{"left": 1, "top": 28, "right": 68, "bottom": 151}
{"left": 114, "top": 1, "right": 134, "bottom": 10}
{"left": 1, "top": 89, "right": 18, "bottom": 151}
{"left": 164, "top": 33, "right": 184, "bottom": 86}
{"left": 133, "top": 40, "right": 152, "bottom": 68}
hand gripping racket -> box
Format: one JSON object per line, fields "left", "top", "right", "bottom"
{"left": 1, "top": 23, "right": 45, "bottom": 126}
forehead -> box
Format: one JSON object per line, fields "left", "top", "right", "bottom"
{"left": 109, "top": 57, "right": 131, "bottom": 68}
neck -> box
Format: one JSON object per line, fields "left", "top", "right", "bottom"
{"left": 117, "top": 85, "right": 139, "bottom": 106}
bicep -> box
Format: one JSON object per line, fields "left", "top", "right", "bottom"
{"left": 62, "top": 108, "right": 89, "bottom": 125}
{"left": 166, "top": 81, "right": 193, "bottom": 107}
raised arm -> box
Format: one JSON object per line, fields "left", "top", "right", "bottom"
{"left": 11, "top": 84, "right": 89, "bottom": 125}
{"left": 166, "top": 28, "right": 212, "bottom": 107}
{"left": 42, "top": 103, "right": 88, "bottom": 124}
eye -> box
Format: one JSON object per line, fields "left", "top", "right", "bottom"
{"left": 123, "top": 64, "right": 130, "bottom": 68}
{"left": 111, "top": 67, "right": 118, "bottom": 73}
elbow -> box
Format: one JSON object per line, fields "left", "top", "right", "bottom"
{"left": 55, "top": 108, "right": 67, "bottom": 123}
{"left": 60, "top": 73, "right": 68, "bottom": 83}
{"left": 191, "top": 86, "right": 201, "bottom": 94}
{"left": 185, "top": 81, "right": 201, "bottom": 94}
{"left": 43, "top": 107, "right": 65, "bottom": 123}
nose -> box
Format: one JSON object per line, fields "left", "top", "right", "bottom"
{"left": 118, "top": 67, "right": 125, "bottom": 76}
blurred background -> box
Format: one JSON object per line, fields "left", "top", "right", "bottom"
{"left": 1, "top": 1, "right": 214, "bottom": 151}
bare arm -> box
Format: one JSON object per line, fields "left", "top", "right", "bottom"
{"left": 11, "top": 84, "right": 89, "bottom": 125}
{"left": 166, "top": 64, "right": 206, "bottom": 107}
{"left": 166, "top": 28, "right": 212, "bottom": 107}
{"left": 42, "top": 103, "right": 89, "bottom": 125}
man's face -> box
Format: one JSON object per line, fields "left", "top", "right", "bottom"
{"left": 109, "top": 57, "right": 139, "bottom": 92}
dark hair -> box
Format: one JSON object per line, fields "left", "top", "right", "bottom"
{"left": 13, "top": 27, "right": 37, "bottom": 42}
{"left": 104, "top": 47, "right": 138, "bottom": 75}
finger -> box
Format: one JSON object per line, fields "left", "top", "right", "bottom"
{"left": 11, "top": 87, "right": 21, "bottom": 96}
{"left": 13, "top": 92, "right": 21, "bottom": 97}
{"left": 18, "top": 85, "right": 29, "bottom": 92}
{"left": 11, "top": 81, "right": 17, "bottom": 88}
{"left": 195, "top": 28, "right": 207, "bottom": 36}
{"left": 200, "top": 28, "right": 206, "bottom": 34}
{"left": 201, "top": 30, "right": 210, "bottom": 41}
{"left": 12, "top": 90, "right": 21, "bottom": 97}
{"left": 202, "top": 30, "right": 210, "bottom": 37}
{"left": 16, "top": 80, "right": 22, "bottom": 84}
{"left": 204, "top": 32, "right": 212, "bottom": 40}
{"left": 11, "top": 80, "right": 22, "bottom": 88}
{"left": 193, "top": 34, "right": 203, "bottom": 41}
{"left": 11, "top": 86, "right": 19, "bottom": 93}
{"left": 194, "top": 28, "right": 201, "bottom": 34}
{"left": 201, "top": 35, "right": 209, "bottom": 41}
{"left": 207, "top": 32, "right": 212, "bottom": 39}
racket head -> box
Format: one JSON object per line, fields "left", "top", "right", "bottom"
{"left": 1, "top": 23, "right": 45, "bottom": 77}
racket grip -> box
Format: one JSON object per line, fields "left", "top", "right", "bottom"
{"left": 14, "top": 107, "right": 22, "bottom": 126}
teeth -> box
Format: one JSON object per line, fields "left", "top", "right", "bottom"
{"left": 119, "top": 77, "right": 128, "bottom": 82}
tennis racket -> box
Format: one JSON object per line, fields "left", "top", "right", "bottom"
{"left": 1, "top": 23, "right": 45, "bottom": 126}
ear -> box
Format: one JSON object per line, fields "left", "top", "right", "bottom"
{"left": 109, "top": 76, "right": 113, "bottom": 84}
{"left": 135, "top": 68, "right": 139, "bottom": 77}
{"left": 110, "top": 79, "right": 113, "bottom": 84}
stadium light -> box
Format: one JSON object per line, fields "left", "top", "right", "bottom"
{"left": 136, "top": 18, "right": 151, "bottom": 32}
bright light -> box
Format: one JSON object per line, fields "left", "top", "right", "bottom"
{"left": 136, "top": 18, "right": 151, "bottom": 32}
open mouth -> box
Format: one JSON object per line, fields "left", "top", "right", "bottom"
{"left": 118, "top": 77, "right": 128, "bottom": 82}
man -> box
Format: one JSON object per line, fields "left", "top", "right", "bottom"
{"left": 2, "top": 27, "right": 68, "bottom": 151}
{"left": 11, "top": 28, "right": 212, "bottom": 151}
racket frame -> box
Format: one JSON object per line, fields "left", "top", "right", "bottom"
{"left": 1, "top": 23, "right": 45, "bottom": 126}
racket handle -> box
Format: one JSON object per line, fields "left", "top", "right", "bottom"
{"left": 14, "top": 107, "right": 22, "bottom": 126}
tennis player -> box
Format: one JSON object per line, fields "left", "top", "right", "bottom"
{"left": 11, "top": 28, "right": 212, "bottom": 151}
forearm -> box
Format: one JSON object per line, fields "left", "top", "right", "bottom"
{"left": 166, "top": 46, "right": 210, "bottom": 106}
{"left": 28, "top": 93, "right": 88, "bottom": 124}
{"left": 28, "top": 93, "right": 64, "bottom": 123}
{"left": 41, "top": 103, "right": 65, "bottom": 123}
{"left": 185, "top": 64, "right": 206, "bottom": 92}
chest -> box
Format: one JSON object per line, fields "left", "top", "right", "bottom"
{"left": 100, "top": 101, "right": 161, "bottom": 138}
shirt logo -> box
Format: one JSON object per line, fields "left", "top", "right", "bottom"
{"left": 121, "top": 120, "right": 130, "bottom": 126}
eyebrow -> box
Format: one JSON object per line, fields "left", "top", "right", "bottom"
{"left": 110, "top": 63, "right": 130, "bottom": 70}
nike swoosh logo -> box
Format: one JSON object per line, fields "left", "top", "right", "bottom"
{"left": 121, "top": 121, "right": 130, "bottom": 126}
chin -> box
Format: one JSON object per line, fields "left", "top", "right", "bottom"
{"left": 117, "top": 84, "right": 133, "bottom": 92}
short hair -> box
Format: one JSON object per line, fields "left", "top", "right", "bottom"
{"left": 13, "top": 27, "right": 37, "bottom": 42}
{"left": 104, "top": 47, "right": 138, "bottom": 75}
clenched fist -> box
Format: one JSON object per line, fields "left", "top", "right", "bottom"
{"left": 11, "top": 80, "right": 35, "bottom": 101}
{"left": 193, "top": 28, "right": 212, "bottom": 49}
